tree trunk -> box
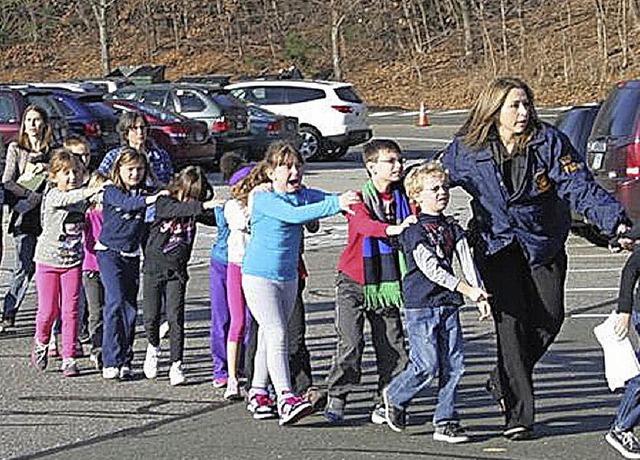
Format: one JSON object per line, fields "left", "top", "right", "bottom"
{"left": 330, "top": 1, "right": 344, "bottom": 81}
{"left": 457, "top": 0, "right": 473, "bottom": 58}
{"left": 90, "top": 0, "right": 113, "bottom": 76}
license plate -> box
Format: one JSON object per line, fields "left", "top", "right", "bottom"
{"left": 591, "top": 152, "right": 604, "bottom": 170}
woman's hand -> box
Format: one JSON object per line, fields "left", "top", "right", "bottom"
{"left": 145, "top": 190, "right": 169, "bottom": 205}
{"left": 338, "top": 190, "right": 360, "bottom": 215}
{"left": 615, "top": 312, "right": 631, "bottom": 340}
{"left": 477, "top": 299, "right": 492, "bottom": 321}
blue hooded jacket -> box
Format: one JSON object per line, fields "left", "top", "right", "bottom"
{"left": 441, "top": 123, "right": 627, "bottom": 268}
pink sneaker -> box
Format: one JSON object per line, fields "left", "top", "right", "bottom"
{"left": 278, "top": 394, "right": 313, "bottom": 426}
{"left": 247, "top": 393, "right": 277, "bottom": 420}
{"left": 213, "top": 377, "right": 228, "bottom": 388}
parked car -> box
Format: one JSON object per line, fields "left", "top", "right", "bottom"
{"left": 0, "top": 86, "right": 68, "bottom": 147}
{"left": 245, "top": 104, "right": 300, "bottom": 159}
{"left": 106, "top": 83, "right": 252, "bottom": 155}
{"left": 78, "top": 77, "right": 133, "bottom": 94}
{"left": 586, "top": 80, "right": 640, "bottom": 223}
{"left": 226, "top": 78, "right": 372, "bottom": 161}
{"left": 108, "top": 100, "right": 218, "bottom": 169}
{"left": 48, "top": 90, "right": 120, "bottom": 165}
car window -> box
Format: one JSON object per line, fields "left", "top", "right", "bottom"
{"left": 0, "top": 94, "right": 17, "bottom": 123}
{"left": 335, "top": 86, "right": 363, "bottom": 103}
{"left": 592, "top": 87, "right": 640, "bottom": 138}
{"left": 212, "top": 93, "right": 245, "bottom": 108}
{"left": 25, "top": 95, "right": 62, "bottom": 118}
{"left": 285, "top": 87, "right": 325, "bottom": 104}
{"left": 54, "top": 98, "right": 77, "bottom": 118}
{"left": 86, "top": 102, "right": 116, "bottom": 119}
{"left": 175, "top": 90, "right": 207, "bottom": 113}
{"left": 115, "top": 90, "right": 138, "bottom": 100}
{"left": 141, "top": 89, "right": 168, "bottom": 107}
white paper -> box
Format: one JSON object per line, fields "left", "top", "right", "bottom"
{"left": 593, "top": 311, "right": 640, "bottom": 391}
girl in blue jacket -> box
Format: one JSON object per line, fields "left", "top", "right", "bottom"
{"left": 97, "top": 148, "right": 166, "bottom": 380}
{"left": 242, "top": 142, "right": 359, "bottom": 426}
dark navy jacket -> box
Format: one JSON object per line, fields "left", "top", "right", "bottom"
{"left": 441, "top": 123, "right": 627, "bottom": 268}
{"left": 99, "top": 185, "right": 147, "bottom": 254}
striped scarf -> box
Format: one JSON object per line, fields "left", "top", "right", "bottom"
{"left": 361, "top": 180, "right": 410, "bottom": 311}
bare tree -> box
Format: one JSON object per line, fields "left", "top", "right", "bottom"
{"left": 456, "top": 0, "right": 474, "bottom": 58}
{"left": 88, "top": 0, "right": 117, "bottom": 75}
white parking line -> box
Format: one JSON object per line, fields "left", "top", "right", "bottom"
{"left": 569, "top": 268, "right": 621, "bottom": 273}
{"left": 567, "top": 287, "right": 618, "bottom": 292}
{"left": 398, "top": 111, "right": 420, "bottom": 117}
{"left": 369, "top": 111, "right": 398, "bottom": 117}
{"left": 392, "top": 136, "right": 450, "bottom": 144}
{"left": 570, "top": 313, "right": 610, "bottom": 318}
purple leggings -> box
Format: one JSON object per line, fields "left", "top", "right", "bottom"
{"left": 226, "top": 263, "right": 248, "bottom": 343}
{"left": 210, "top": 259, "right": 229, "bottom": 379}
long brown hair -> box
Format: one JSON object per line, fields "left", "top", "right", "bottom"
{"left": 109, "top": 147, "right": 150, "bottom": 190}
{"left": 167, "top": 165, "right": 213, "bottom": 202}
{"left": 18, "top": 105, "right": 54, "bottom": 152}
{"left": 459, "top": 77, "right": 541, "bottom": 153}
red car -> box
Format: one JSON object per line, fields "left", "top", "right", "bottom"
{"left": 108, "top": 99, "right": 219, "bottom": 169}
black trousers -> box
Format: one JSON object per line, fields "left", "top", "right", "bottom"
{"left": 83, "top": 270, "right": 105, "bottom": 352}
{"left": 243, "top": 276, "right": 313, "bottom": 394}
{"left": 477, "top": 243, "right": 566, "bottom": 430}
{"left": 143, "top": 266, "right": 188, "bottom": 363}
{"left": 324, "top": 272, "right": 408, "bottom": 402}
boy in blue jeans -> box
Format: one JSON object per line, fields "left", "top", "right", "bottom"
{"left": 382, "top": 161, "right": 491, "bottom": 443}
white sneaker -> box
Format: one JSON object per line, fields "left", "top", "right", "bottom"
{"left": 169, "top": 361, "right": 186, "bottom": 386}
{"left": 143, "top": 344, "right": 160, "bottom": 379}
{"left": 224, "top": 377, "right": 242, "bottom": 400}
{"left": 159, "top": 321, "right": 170, "bottom": 339}
{"left": 119, "top": 366, "right": 133, "bottom": 380}
{"left": 102, "top": 366, "right": 119, "bottom": 380}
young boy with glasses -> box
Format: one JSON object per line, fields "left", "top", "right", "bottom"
{"left": 324, "top": 139, "right": 415, "bottom": 424}
{"left": 381, "top": 161, "right": 491, "bottom": 443}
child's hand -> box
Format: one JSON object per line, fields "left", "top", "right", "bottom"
{"left": 477, "top": 299, "right": 491, "bottom": 321}
{"left": 145, "top": 190, "right": 168, "bottom": 205}
{"left": 615, "top": 312, "right": 631, "bottom": 340}
{"left": 203, "top": 197, "right": 225, "bottom": 210}
{"left": 401, "top": 215, "right": 418, "bottom": 227}
{"left": 339, "top": 190, "right": 360, "bottom": 215}
{"left": 386, "top": 219, "right": 415, "bottom": 236}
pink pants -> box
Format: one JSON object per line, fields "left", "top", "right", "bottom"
{"left": 226, "top": 263, "right": 247, "bottom": 343}
{"left": 35, "top": 263, "right": 82, "bottom": 360}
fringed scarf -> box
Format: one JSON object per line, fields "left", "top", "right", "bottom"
{"left": 362, "top": 180, "right": 410, "bottom": 311}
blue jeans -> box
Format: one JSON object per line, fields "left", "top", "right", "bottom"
{"left": 3, "top": 233, "right": 37, "bottom": 319}
{"left": 385, "top": 306, "right": 464, "bottom": 425}
{"left": 97, "top": 250, "right": 139, "bottom": 368}
{"left": 615, "top": 312, "right": 640, "bottom": 431}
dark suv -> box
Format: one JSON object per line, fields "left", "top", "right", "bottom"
{"left": 106, "top": 84, "right": 252, "bottom": 155}
{"left": 586, "top": 80, "right": 640, "bottom": 222}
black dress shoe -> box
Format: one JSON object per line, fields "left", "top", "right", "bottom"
{"left": 503, "top": 426, "right": 534, "bottom": 441}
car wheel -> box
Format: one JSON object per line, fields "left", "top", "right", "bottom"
{"left": 324, "top": 145, "right": 349, "bottom": 161}
{"left": 299, "top": 126, "right": 323, "bottom": 161}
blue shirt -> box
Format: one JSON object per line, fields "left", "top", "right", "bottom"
{"left": 242, "top": 188, "right": 340, "bottom": 281}
{"left": 99, "top": 185, "right": 147, "bottom": 254}
{"left": 210, "top": 205, "right": 229, "bottom": 263}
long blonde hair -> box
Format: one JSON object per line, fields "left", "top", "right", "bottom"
{"left": 459, "top": 77, "right": 541, "bottom": 153}
{"left": 230, "top": 163, "right": 270, "bottom": 207}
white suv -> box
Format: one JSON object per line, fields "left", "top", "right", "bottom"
{"left": 226, "top": 79, "right": 372, "bottom": 161}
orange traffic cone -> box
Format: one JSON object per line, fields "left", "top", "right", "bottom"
{"left": 416, "top": 101, "right": 429, "bottom": 127}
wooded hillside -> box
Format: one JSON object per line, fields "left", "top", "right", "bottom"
{"left": 0, "top": 0, "right": 639, "bottom": 108}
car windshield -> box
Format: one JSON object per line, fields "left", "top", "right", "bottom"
{"left": 212, "top": 93, "right": 246, "bottom": 108}
{"left": 591, "top": 86, "right": 640, "bottom": 138}
{"left": 114, "top": 102, "right": 183, "bottom": 123}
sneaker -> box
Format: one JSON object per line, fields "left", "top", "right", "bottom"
{"left": 102, "top": 366, "right": 119, "bottom": 380}
{"left": 213, "top": 377, "right": 228, "bottom": 388}
{"left": 370, "top": 403, "right": 387, "bottom": 425}
{"left": 61, "top": 358, "right": 80, "bottom": 377}
{"left": 303, "top": 386, "right": 327, "bottom": 413}
{"left": 323, "top": 396, "right": 345, "bottom": 424}
{"left": 159, "top": 321, "right": 170, "bottom": 339}
{"left": 382, "top": 387, "right": 406, "bottom": 432}
{"left": 503, "top": 425, "right": 534, "bottom": 441}
{"left": 31, "top": 338, "right": 49, "bottom": 371}
{"left": 119, "top": 365, "right": 133, "bottom": 380}
{"left": 143, "top": 344, "right": 160, "bottom": 379}
{"left": 89, "top": 351, "right": 103, "bottom": 370}
{"left": 169, "top": 361, "right": 186, "bottom": 386}
{"left": 278, "top": 394, "right": 313, "bottom": 426}
{"left": 606, "top": 427, "right": 640, "bottom": 459}
{"left": 78, "top": 329, "right": 91, "bottom": 344}
{"left": 48, "top": 337, "right": 60, "bottom": 359}
{"left": 224, "top": 377, "right": 242, "bottom": 400}
{"left": 0, "top": 316, "right": 15, "bottom": 333}
{"left": 434, "top": 422, "right": 470, "bottom": 443}
{"left": 247, "top": 392, "right": 277, "bottom": 420}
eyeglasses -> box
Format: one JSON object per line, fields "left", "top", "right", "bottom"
{"left": 425, "top": 184, "right": 450, "bottom": 193}
{"left": 130, "top": 125, "right": 148, "bottom": 132}
{"left": 377, "top": 158, "right": 404, "bottom": 166}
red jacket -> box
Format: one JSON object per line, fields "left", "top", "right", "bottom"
{"left": 336, "top": 197, "right": 391, "bottom": 285}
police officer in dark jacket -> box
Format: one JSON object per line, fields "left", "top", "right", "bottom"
{"left": 440, "top": 77, "right": 630, "bottom": 440}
